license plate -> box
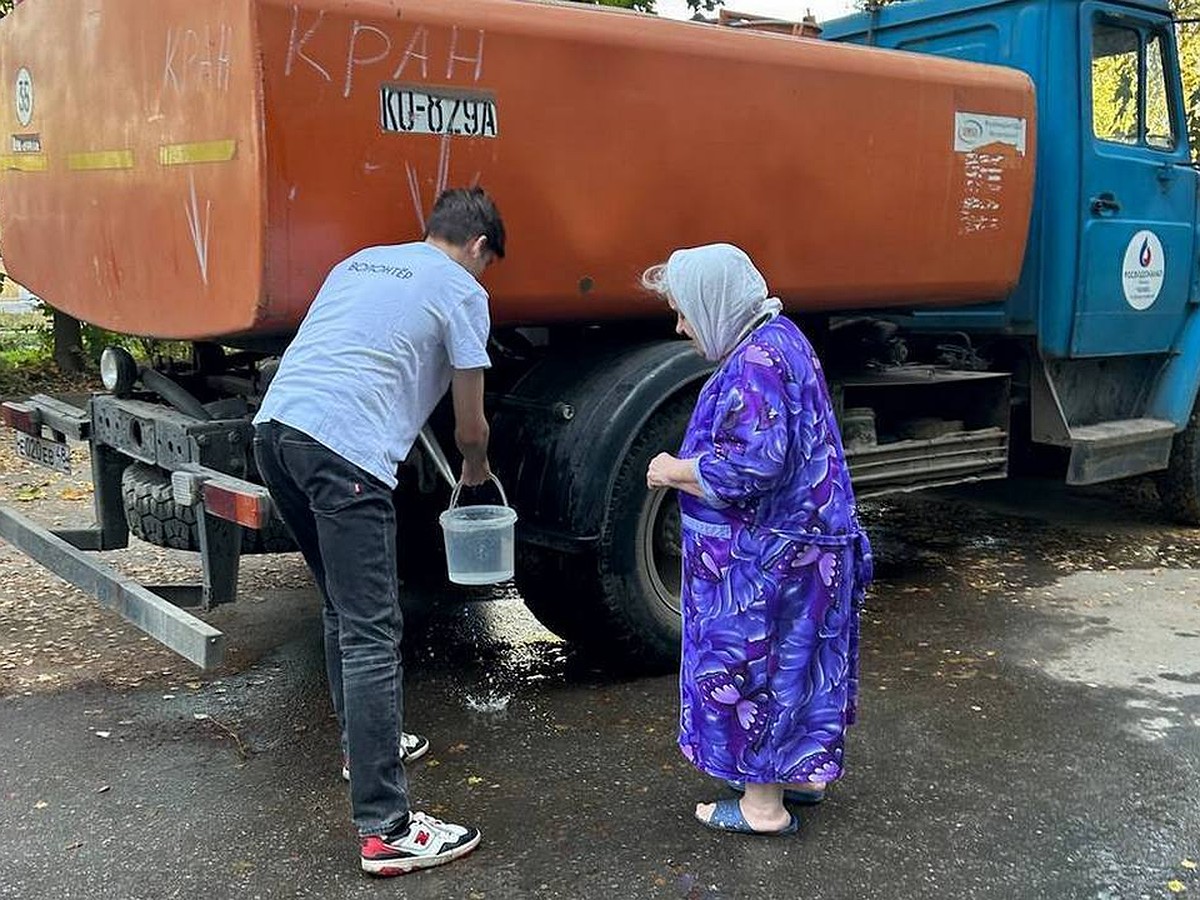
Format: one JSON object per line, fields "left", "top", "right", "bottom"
{"left": 14, "top": 431, "right": 71, "bottom": 473}
{"left": 380, "top": 85, "right": 498, "bottom": 138}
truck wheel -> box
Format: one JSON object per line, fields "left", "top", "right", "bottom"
{"left": 121, "top": 463, "right": 294, "bottom": 554}
{"left": 1157, "top": 405, "right": 1200, "bottom": 524}
{"left": 517, "top": 397, "right": 690, "bottom": 672}
{"left": 394, "top": 471, "right": 449, "bottom": 588}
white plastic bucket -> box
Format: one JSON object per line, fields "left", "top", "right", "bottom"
{"left": 438, "top": 475, "right": 518, "bottom": 585}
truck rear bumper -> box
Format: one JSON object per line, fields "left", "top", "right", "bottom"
{"left": 0, "top": 506, "right": 225, "bottom": 669}
{"left": 1, "top": 393, "right": 277, "bottom": 670}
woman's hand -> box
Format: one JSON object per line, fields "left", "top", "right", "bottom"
{"left": 647, "top": 452, "right": 679, "bottom": 489}
{"left": 648, "top": 453, "right": 708, "bottom": 499}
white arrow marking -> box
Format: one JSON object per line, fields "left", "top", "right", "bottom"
{"left": 185, "top": 172, "right": 212, "bottom": 285}
{"left": 404, "top": 134, "right": 455, "bottom": 231}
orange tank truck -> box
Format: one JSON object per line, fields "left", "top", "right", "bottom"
{"left": 0, "top": 0, "right": 1035, "bottom": 341}
{"left": 0, "top": 0, "right": 1060, "bottom": 672}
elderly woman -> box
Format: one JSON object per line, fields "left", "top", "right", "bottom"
{"left": 644, "top": 243, "right": 872, "bottom": 836}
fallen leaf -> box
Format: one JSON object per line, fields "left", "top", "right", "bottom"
{"left": 33, "top": 801, "right": 47, "bottom": 810}
{"left": 466, "top": 776, "right": 484, "bottom": 785}
{"left": 1185, "top": 860, "right": 1198, "bottom": 871}
{"left": 58, "top": 487, "right": 91, "bottom": 501}
{"left": 425, "top": 759, "right": 441, "bottom": 768}
{"left": 1168, "top": 880, "right": 1187, "bottom": 894}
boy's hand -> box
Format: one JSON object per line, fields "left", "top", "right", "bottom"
{"left": 462, "top": 459, "right": 492, "bottom": 488}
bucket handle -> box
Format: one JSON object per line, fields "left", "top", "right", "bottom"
{"left": 447, "top": 473, "right": 510, "bottom": 511}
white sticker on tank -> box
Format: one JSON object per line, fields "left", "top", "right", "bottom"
{"left": 1122, "top": 230, "right": 1165, "bottom": 311}
{"left": 954, "top": 112, "right": 1026, "bottom": 156}
{"left": 15, "top": 68, "right": 33, "bottom": 128}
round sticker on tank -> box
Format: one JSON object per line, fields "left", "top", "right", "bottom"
{"left": 1122, "top": 230, "right": 1165, "bottom": 311}
{"left": 15, "top": 67, "right": 32, "bottom": 128}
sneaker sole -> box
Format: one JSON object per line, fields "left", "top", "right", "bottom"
{"left": 361, "top": 831, "right": 481, "bottom": 876}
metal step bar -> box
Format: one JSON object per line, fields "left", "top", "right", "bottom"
{"left": 1065, "top": 418, "right": 1175, "bottom": 485}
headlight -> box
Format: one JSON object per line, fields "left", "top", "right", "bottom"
{"left": 99, "top": 346, "right": 138, "bottom": 396}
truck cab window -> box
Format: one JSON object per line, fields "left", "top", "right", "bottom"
{"left": 1145, "top": 33, "right": 1175, "bottom": 150}
{"left": 1092, "top": 21, "right": 1177, "bottom": 151}
{"left": 1092, "top": 23, "right": 1140, "bottom": 145}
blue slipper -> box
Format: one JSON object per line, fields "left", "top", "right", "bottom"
{"left": 696, "top": 798, "right": 799, "bottom": 836}
{"left": 726, "top": 779, "right": 826, "bottom": 805}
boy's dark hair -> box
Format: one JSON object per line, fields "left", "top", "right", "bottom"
{"left": 425, "top": 186, "right": 506, "bottom": 259}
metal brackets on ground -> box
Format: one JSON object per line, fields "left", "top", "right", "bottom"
{"left": 0, "top": 466, "right": 273, "bottom": 671}
{"left": 0, "top": 506, "right": 224, "bottom": 669}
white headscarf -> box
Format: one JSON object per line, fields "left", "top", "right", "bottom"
{"left": 663, "top": 244, "right": 783, "bottom": 361}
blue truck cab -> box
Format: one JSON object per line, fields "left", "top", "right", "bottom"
{"left": 826, "top": 0, "right": 1200, "bottom": 515}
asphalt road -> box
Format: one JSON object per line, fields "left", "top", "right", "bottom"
{"left": 2, "top": 478, "right": 1199, "bottom": 899}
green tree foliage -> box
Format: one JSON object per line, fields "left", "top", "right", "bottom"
{"left": 564, "top": 0, "right": 724, "bottom": 14}
{"left": 1175, "top": 0, "right": 1200, "bottom": 157}
{"left": 572, "top": 0, "right": 657, "bottom": 11}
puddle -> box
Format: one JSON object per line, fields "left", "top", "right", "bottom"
{"left": 1024, "top": 568, "right": 1200, "bottom": 740}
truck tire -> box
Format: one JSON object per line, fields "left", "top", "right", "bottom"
{"left": 1158, "top": 405, "right": 1200, "bottom": 524}
{"left": 517, "top": 397, "right": 690, "bottom": 672}
{"left": 394, "top": 472, "right": 450, "bottom": 588}
{"left": 121, "top": 463, "right": 294, "bottom": 554}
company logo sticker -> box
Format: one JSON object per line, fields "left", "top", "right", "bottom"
{"left": 957, "top": 118, "right": 985, "bottom": 144}
{"left": 15, "top": 67, "right": 32, "bottom": 128}
{"left": 1122, "top": 230, "right": 1165, "bottom": 311}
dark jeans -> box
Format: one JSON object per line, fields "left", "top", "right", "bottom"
{"left": 252, "top": 420, "right": 408, "bottom": 836}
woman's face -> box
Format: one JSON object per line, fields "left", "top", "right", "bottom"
{"left": 667, "top": 295, "right": 699, "bottom": 347}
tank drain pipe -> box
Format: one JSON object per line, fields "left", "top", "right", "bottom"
{"left": 417, "top": 424, "right": 457, "bottom": 489}
{"left": 139, "top": 367, "right": 213, "bottom": 421}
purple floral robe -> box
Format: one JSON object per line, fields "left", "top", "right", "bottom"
{"left": 677, "top": 316, "right": 873, "bottom": 785}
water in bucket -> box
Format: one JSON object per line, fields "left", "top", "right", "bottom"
{"left": 439, "top": 476, "right": 518, "bottom": 585}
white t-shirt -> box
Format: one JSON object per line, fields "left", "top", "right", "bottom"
{"left": 254, "top": 242, "right": 491, "bottom": 488}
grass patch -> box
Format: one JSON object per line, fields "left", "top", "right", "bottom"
{"left": 0, "top": 311, "right": 49, "bottom": 362}
{"left": 0, "top": 308, "right": 194, "bottom": 399}
{"left": 0, "top": 310, "right": 96, "bottom": 398}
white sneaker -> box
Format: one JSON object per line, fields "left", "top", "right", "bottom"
{"left": 341, "top": 732, "right": 431, "bottom": 781}
{"left": 360, "top": 812, "right": 481, "bottom": 876}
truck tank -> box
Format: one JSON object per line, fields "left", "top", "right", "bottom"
{"left": 0, "top": 0, "right": 1036, "bottom": 341}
